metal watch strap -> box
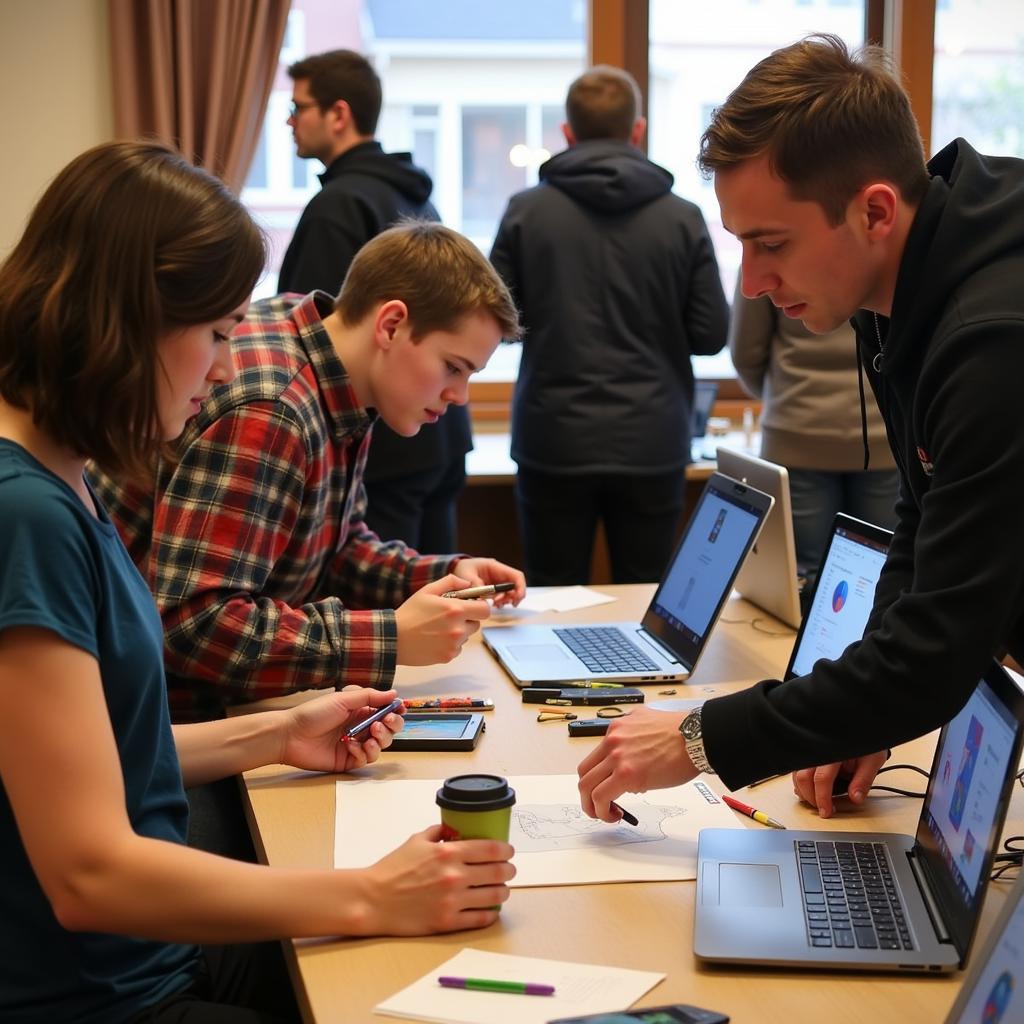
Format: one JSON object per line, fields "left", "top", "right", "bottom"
{"left": 680, "top": 707, "right": 713, "bottom": 774}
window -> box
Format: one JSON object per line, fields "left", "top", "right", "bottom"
{"left": 241, "top": 0, "right": 586, "bottom": 319}
{"left": 648, "top": 0, "right": 866, "bottom": 376}
{"left": 932, "top": 1, "right": 1024, "bottom": 159}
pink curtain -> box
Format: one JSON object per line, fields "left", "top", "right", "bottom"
{"left": 109, "top": 0, "right": 291, "bottom": 192}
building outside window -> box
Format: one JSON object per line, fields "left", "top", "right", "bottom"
{"left": 648, "top": 0, "right": 866, "bottom": 376}
{"left": 932, "top": 0, "right": 1024, "bottom": 159}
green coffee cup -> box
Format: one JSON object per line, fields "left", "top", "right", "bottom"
{"left": 436, "top": 773, "right": 516, "bottom": 842}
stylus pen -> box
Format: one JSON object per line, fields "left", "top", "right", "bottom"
{"left": 438, "top": 976, "right": 555, "bottom": 996}
{"left": 722, "top": 793, "right": 786, "bottom": 830}
{"left": 611, "top": 801, "right": 639, "bottom": 826}
{"left": 442, "top": 582, "right": 516, "bottom": 599}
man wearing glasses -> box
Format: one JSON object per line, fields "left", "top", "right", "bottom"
{"left": 280, "top": 49, "right": 473, "bottom": 555}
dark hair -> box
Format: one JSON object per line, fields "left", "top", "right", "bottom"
{"left": 698, "top": 34, "right": 929, "bottom": 225}
{"left": 335, "top": 221, "right": 521, "bottom": 341}
{"left": 288, "top": 49, "right": 382, "bottom": 135}
{"left": 566, "top": 65, "right": 642, "bottom": 142}
{"left": 0, "top": 140, "right": 266, "bottom": 480}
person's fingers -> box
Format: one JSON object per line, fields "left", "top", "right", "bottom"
{"left": 447, "top": 839, "right": 515, "bottom": 864}
{"left": 848, "top": 755, "right": 885, "bottom": 804}
{"left": 812, "top": 764, "right": 839, "bottom": 819}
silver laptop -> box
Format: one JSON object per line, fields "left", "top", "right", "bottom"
{"left": 689, "top": 380, "right": 719, "bottom": 463}
{"left": 944, "top": 867, "right": 1024, "bottom": 1021}
{"left": 695, "top": 661, "right": 1024, "bottom": 971}
{"left": 715, "top": 448, "right": 801, "bottom": 628}
{"left": 483, "top": 473, "right": 774, "bottom": 687}
{"left": 784, "top": 513, "right": 892, "bottom": 680}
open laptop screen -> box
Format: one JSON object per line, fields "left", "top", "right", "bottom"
{"left": 916, "top": 665, "right": 1024, "bottom": 964}
{"left": 642, "top": 473, "right": 772, "bottom": 667}
{"left": 945, "top": 871, "right": 1024, "bottom": 1023}
{"left": 785, "top": 514, "right": 891, "bottom": 680}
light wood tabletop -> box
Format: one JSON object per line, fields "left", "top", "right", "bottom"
{"left": 239, "top": 585, "right": 1024, "bottom": 1023}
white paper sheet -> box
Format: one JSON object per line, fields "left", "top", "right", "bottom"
{"left": 335, "top": 773, "right": 739, "bottom": 885}
{"left": 517, "top": 586, "right": 616, "bottom": 612}
{"left": 374, "top": 947, "right": 664, "bottom": 1024}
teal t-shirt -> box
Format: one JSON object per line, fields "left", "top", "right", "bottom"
{"left": 0, "top": 441, "right": 200, "bottom": 1023}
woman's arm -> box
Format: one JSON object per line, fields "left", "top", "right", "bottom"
{"left": 0, "top": 627, "right": 514, "bottom": 943}
{"left": 172, "top": 686, "right": 403, "bottom": 788}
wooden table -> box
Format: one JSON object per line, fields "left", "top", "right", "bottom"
{"left": 240, "top": 586, "right": 1022, "bottom": 1023}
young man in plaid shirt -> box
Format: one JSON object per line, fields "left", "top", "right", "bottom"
{"left": 90, "top": 222, "right": 525, "bottom": 727}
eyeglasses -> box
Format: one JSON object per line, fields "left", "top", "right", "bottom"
{"left": 288, "top": 100, "right": 320, "bottom": 118}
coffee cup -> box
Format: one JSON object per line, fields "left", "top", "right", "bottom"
{"left": 436, "top": 773, "right": 516, "bottom": 842}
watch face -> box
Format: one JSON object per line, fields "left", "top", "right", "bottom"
{"left": 681, "top": 711, "right": 702, "bottom": 740}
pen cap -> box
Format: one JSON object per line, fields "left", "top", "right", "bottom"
{"left": 435, "top": 774, "right": 516, "bottom": 814}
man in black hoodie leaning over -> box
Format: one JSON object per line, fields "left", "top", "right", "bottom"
{"left": 280, "top": 50, "right": 471, "bottom": 552}
{"left": 578, "top": 34, "right": 1024, "bottom": 825}
{"left": 490, "top": 65, "right": 729, "bottom": 586}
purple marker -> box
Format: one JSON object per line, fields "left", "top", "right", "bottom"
{"left": 438, "top": 976, "right": 555, "bottom": 996}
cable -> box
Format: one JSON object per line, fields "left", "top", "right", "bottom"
{"left": 866, "top": 763, "right": 928, "bottom": 799}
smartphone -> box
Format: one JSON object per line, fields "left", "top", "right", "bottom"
{"left": 547, "top": 1003, "right": 729, "bottom": 1024}
{"left": 340, "top": 697, "right": 404, "bottom": 742}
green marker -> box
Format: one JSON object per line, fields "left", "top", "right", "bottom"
{"left": 438, "top": 976, "right": 555, "bottom": 996}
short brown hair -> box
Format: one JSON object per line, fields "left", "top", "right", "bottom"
{"left": 698, "top": 34, "right": 929, "bottom": 224}
{"left": 334, "top": 221, "right": 521, "bottom": 341}
{"left": 566, "top": 65, "right": 641, "bottom": 142}
{"left": 0, "top": 140, "right": 266, "bottom": 480}
{"left": 288, "top": 49, "right": 382, "bottom": 135}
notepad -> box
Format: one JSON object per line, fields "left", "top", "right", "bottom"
{"left": 374, "top": 948, "right": 664, "bottom": 1024}
{"left": 517, "top": 586, "right": 616, "bottom": 613}
{"left": 336, "top": 774, "right": 738, "bottom": 885}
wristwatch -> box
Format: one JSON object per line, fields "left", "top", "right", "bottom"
{"left": 679, "top": 707, "right": 714, "bottom": 774}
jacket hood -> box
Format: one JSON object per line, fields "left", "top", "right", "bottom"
{"left": 539, "top": 139, "right": 674, "bottom": 213}
{"left": 858, "top": 139, "right": 1024, "bottom": 375}
{"left": 321, "top": 141, "right": 433, "bottom": 204}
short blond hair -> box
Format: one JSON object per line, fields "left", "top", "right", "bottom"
{"left": 334, "top": 221, "right": 521, "bottom": 340}
{"left": 566, "top": 65, "right": 641, "bottom": 142}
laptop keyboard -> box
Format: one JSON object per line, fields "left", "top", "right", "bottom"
{"left": 796, "top": 840, "right": 915, "bottom": 951}
{"left": 553, "top": 626, "right": 659, "bottom": 673}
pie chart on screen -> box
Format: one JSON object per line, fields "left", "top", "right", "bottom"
{"left": 832, "top": 580, "right": 848, "bottom": 613}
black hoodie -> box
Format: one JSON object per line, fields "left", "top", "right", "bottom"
{"left": 490, "top": 139, "right": 728, "bottom": 474}
{"left": 703, "top": 139, "right": 1024, "bottom": 789}
{"left": 278, "top": 141, "right": 471, "bottom": 483}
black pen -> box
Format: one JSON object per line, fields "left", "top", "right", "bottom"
{"left": 611, "top": 801, "right": 639, "bottom": 826}
{"left": 442, "top": 582, "right": 516, "bottom": 599}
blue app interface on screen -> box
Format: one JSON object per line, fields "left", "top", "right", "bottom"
{"left": 651, "top": 485, "right": 759, "bottom": 642}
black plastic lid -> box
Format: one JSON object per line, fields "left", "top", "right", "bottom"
{"left": 436, "top": 773, "right": 516, "bottom": 812}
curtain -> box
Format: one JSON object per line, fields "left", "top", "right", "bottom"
{"left": 108, "top": 0, "right": 291, "bottom": 193}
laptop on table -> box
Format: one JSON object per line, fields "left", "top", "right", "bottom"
{"left": 483, "top": 472, "right": 773, "bottom": 687}
{"left": 689, "top": 380, "right": 719, "bottom": 463}
{"left": 715, "top": 448, "right": 802, "bottom": 629}
{"left": 785, "top": 514, "right": 892, "bottom": 681}
{"left": 943, "top": 868, "right": 1024, "bottom": 1021}
{"left": 695, "top": 660, "right": 1024, "bottom": 971}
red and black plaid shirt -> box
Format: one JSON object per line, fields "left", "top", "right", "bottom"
{"left": 89, "top": 293, "right": 459, "bottom": 721}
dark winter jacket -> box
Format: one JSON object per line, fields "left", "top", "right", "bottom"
{"left": 278, "top": 141, "right": 471, "bottom": 482}
{"left": 490, "top": 139, "right": 728, "bottom": 475}
{"left": 704, "top": 138, "right": 1024, "bottom": 789}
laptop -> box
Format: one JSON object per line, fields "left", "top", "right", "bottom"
{"left": 784, "top": 514, "right": 892, "bottom": 681}
{"left": 694, "top": 660, "right": 1024, "bottom": 971}
{"left": 715, "top": 448, "right": 801, "bottom": 629}
{"left": 689, "top": 380, "right": 719, "bottom": 462}
{"left": 943, "top": 868, "right": 1024, "bottom": 1021}
{"left": 483, "top": 472, "right": 774, "bottom": 687}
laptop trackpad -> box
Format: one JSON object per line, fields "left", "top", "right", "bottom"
{"left": 507, "top": 644, "right": 573, "bottom": 664}
{"left": 718, "top": 863, "right": 784, "bottom": 908}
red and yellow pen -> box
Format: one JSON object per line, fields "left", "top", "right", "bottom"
{"left": 401, "top": 696, "right": 494, "bottom": 710}
{"left": 722, "top": 793, "right": 786, "bottom": 830}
